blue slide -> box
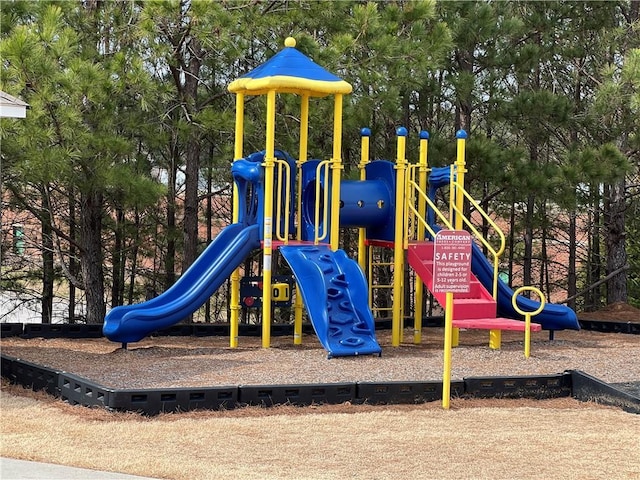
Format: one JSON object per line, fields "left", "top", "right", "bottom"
{"left": 280, "top": 245, "right": 382, "bottom": 358}
{"left": 103, "top": 223, "right": 261, "bottom": 344}
{"left": 470, "top": 242, "right": 580, "bottom": 331}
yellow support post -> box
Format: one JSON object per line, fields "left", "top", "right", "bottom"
{"left": 414, "top": 130, "right": 429, "bottom": 344}
{"left": 489, "top": 329, "right": 501, "bottom": 350}
{"left": 442, "top": 291, "right": 454, "bottom": 409}
{"left": 329, "top": 94, "right": 344, "bottom": 252}
{"left": 293, "top": 95, "right": 310, "bottom": 345}
{"left": 392, "top": 127, "right": 408, "bottom": 347}
{"left": 297, "top": 95, "right": 310, "bottom": 242}
{"left": 358, "top": 128, "right": 371, "bottom": 273}
{"left": 262, "top": 90, "right": 277, "bottom": 349}
{"left": 452, "top": 327, "right": 459, "bottom": 347}
{"left": 230, "top": 93, "right": 245, "bottom": 348}
{"left": 454, "top": 130, "right": 467, "bottom": 231}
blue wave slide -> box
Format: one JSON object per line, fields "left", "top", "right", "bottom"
{"left": 103, "top": 223, "right": 261, "bottom": 344}
{"left": 280, "top": 245, "right": 382, "bottom": 358}
{"left": 470, "top": 242, "right": 580, "bottom": 330}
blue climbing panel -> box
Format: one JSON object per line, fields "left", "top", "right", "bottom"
{"left": 280, "top": 245, "right": 382, "bottom": 358}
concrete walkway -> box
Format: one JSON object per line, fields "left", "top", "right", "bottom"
{"left": 1, "top": 458, "right": 160, "bottom": 479}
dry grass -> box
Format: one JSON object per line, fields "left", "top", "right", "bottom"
{"left": 2, "top": 326, "right": 639, "bottom": 479}
{"left": 1, "top": 382, "right": 639, "bottom": 480}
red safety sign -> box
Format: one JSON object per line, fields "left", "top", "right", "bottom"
{"left": 433, "top": 230, "right": 472, "bottom": 294}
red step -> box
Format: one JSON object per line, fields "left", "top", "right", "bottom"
{"left": 453, "top": 317, "right": 542, "bottom": 332}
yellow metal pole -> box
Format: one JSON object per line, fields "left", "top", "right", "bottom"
{"left": 454, "top": 130, "right": 467, "bottom": 231}
{"left": 294, "top": 95, "right": 310, "bottom": 345}
{"left": 297, "top": 95, "right": 310, "bottom": 241}
{"left": 449, "top": 132, "right": 467, "bottom": 352}
{"left": 230, "top": 93, "right": 245, "bottom": 348}
{"left": 358, "top": 128, "right": 371, "bottom": 272}
{"left": 262, "top": 90, "right": 277, "bottom": 348}
{"left": 442, "top": 291, "right": 454, "bottom": 409}
{"left": 392, "top": 127, "right": 408, "bottom": 347}
{"left": 414, "top": 130, "right": 429, "bottom": 344}
{"left": 329, "top": 94, "right": 344, "bottom": 252}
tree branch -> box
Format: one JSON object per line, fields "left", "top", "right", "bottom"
{"left": 557, "top": 264, "right": 630, "bottom": 305}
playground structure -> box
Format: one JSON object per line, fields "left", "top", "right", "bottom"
{"left": 103, "top": 37, "right": 579, "bottom": 357}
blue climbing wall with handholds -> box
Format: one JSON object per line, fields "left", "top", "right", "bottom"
{"left": 280, "top": 245, "right": 382, "bottom": 358}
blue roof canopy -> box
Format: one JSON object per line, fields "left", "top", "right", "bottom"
{"left": 228, "top": 38, "right": 352, "bottom": 97}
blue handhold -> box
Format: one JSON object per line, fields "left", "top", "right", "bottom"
{"left": 327, "top": 287, "right": 342, "bottom": 299}
{"left": 331, "top": 274, "right": 349, "bottom": 287}
{"left": 339, "top": 300, "right": 351, "bottom": 311}
{"left": 331, "top": 312, "right": 354, "bottom": 325}
{"left": 329, "top": 326, "right": 342, "bottom": 337}
{"left": 340, "top": 337, "right": 364, "bottom": 347}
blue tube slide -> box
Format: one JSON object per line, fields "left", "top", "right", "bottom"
{"left": 103, "top": 223, "right": 261, "bottom": 344}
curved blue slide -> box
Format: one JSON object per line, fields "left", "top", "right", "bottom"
{"left": 470, "top": 242, "right": 580, "bottom": 331}
{"left": 103, "top": 223, "right": 261, "bottom": 344}
{"left": 280, "top": 245, "right": 382, "bottom": 358}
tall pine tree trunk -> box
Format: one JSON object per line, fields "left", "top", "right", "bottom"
{"left": 40, "top": 189, "right": 54, "bottom": 324}
{"left": 81, "top": 190, "right": 106, "bottom": 324}
{"left": 68, "top": 190, "right": 78, "bottom": 323}
{"left": 111, "top": 207, "right": 125, "bottom": 307}
{"left": 127, "top": 208, "right": 141, "bottom": 304}
{"left": 567, "top": 210, "right": 577, "bottom": 310}
{"left": 523, "top": 193, "right": 535, "bottom": 290}
{"left": 165, "top": 145, "right": 178, "bottom": 290}
{"left": 605, "top": 179, "right": 627, "bottom": 304}
{"left": 182, "top": 138, "right": 201, "bottom": 271}
{"left": 586, "top": 185, "right": 602, "bottom": 310}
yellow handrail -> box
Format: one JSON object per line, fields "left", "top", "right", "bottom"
{"left": 405, "top": 165, "right": 452, "bottom": 242}
{"left": 450, "top": 178, "right": 505, "bottom": 299}
{"left": 405, "top": 164, "right": 506, "bottom": 300}
{"left": 314, "top": 160, "right": 332, "bottom": 244}
{"left": 274, "top": 158, "right": 291, "bottom": 243}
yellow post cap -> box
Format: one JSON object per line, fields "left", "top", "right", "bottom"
{"left": 285, "top": 37, "right": 296, "bottom": 48}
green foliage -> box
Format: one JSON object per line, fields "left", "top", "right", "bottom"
{"left": 2, "top": 0, "right": 640, "bottom": 312}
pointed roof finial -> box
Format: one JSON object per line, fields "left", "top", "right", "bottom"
{"left": 285, "top": 37, "right": 296, "bottom": 48}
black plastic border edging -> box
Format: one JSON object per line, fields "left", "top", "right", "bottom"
{"left": 238, "top": 383, "right": 356, "bottom": 407}
{"left": 571, "top": 370, "right": 640, "bottom": 414}
{"left": 2, "top": 318, "right": 638, "bottom": 340}
{"left": 357, "top": 380, "right": 464, "bottom": 404}
{"left": 4, "top": 355, "right": 61, "bottom": 396}
{"left": 0, "top": 323, "right": 24, "bottom": 338}
{"left": 578, "top": 319, "right": 640, "bottom": 335}
{"left": 3, "top": 322, "right": 320, "bottom": 339}
{"left": 5, "top": 354, "right": 635, "bottom": 415}
{"left": 464, "top": 373, "right": 572, "bottom": 399}
{"left": 108, "top": 386, "right": 238, "bottom": 415}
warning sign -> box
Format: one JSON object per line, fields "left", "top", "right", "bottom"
{"left": 433, "top": 230, "right": 472, "bottom": 293}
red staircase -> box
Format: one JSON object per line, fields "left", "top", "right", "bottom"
{"left": 407, "top": 241, "right": 541, "bottom": 346}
